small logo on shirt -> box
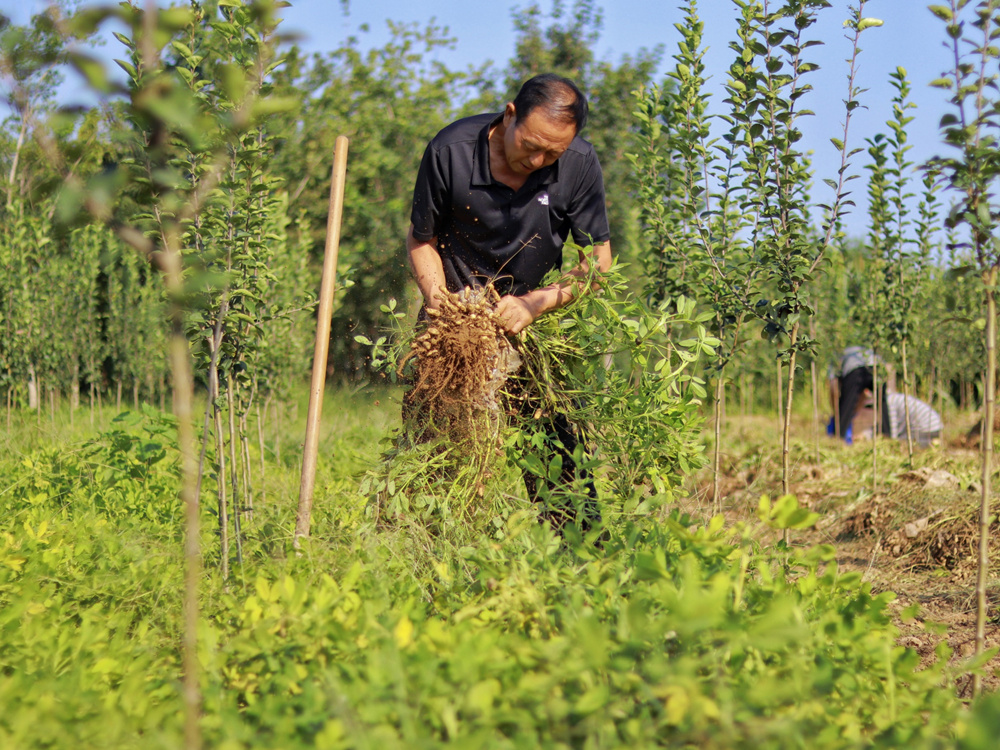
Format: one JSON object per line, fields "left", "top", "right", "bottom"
{"left": 537, "top": 193, "right": 550, "bottom": 206}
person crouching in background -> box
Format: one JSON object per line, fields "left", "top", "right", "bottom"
{"left": 827, "top": 346, "right": 942, "bottom": 447}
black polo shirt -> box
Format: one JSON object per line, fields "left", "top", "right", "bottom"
{"left": 410, "top": 112, "right": 610, "bottom": 297}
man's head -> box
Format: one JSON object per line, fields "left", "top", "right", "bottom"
{"left": 500, "top": 74, "right": 588, "bottom": 176}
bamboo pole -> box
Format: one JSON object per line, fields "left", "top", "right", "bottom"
{"left": 295, "top": 136, "right": 349, "bottom": 548}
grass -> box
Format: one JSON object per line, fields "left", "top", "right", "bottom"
{"left": 2, "top": 383, "right": 999, "bottom": 747}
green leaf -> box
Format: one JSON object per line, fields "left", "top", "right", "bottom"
{"left": 928, "top": 5, "right": 954, "bottom": 22}
{"left": 68, "top": 52, "right": 115, "bottom": 93}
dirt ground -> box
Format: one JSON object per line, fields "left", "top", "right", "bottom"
{"left": 695, "top": 412, "right": 1000, "bottom": 695}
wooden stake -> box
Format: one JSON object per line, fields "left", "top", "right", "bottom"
{"left": 295, "top": 136, "right": 349, "bottom": 548}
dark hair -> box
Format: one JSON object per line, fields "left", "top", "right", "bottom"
{"left": 511, "top": 73, "right": 588, "bottom": 133}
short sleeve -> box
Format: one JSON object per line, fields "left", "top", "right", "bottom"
{"left": 410, "top": 142, "right": 450, "bottom": 242}
{"left": 566, "top": 149, "right": 610, "bottom": 246}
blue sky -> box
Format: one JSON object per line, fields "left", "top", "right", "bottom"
{"left": 3, "top": 1, "right": 962, "bottom": 238}
{"left": 276, "top": 1, "right": 955, "bottom": 238}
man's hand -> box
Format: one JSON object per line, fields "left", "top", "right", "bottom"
{"left": 496, "top": 295, "right": 538, "bottom": 335}
{"left": 494, "top": 242, "right": 613, "bottom": 335}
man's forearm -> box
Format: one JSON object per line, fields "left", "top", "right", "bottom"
{"left": 406, "top": 225, "right": 447, "bottom": 309}
{"left": 521, "top": 241, "right": 612, "bottom": 315}
{"left": 495, "top": 241, "right": 612, "bottom": 334}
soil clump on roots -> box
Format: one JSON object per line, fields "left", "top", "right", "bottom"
{"left": 400, "top": 285, "right": 521, "bottom": 493}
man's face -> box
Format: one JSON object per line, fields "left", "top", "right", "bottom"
{"left": 501, "top": 103, "right": 576, "bottom": 176}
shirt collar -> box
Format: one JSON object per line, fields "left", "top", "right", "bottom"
{"left": 472, "top": 113, "right": 560, "bottom": 188}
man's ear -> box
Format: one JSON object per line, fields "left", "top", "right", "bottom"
{"left": 503, "top": 102, "right": 516, "bottom": 128}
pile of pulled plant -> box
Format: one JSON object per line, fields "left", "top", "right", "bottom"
{"left": 838, "top": 471, "right": 999, "bottom": 576}
{"left": 403, "top": 286, "right": 519, "bottom": 430}
{"left": 395, "top": 285, "right": 521, "bottom": 501}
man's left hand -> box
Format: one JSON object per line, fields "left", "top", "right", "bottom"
{"left": 496, "top": 295, "right": 536, "bottom": 335}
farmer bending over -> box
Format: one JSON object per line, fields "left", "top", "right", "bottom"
{"left": 827, "top": 346, "right": 889, "bottom": 444}
{"left": 406, "top": 73, "right": 611, "bottom": 532}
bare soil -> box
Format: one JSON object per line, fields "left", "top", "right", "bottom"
{"left": 696, "top": 413, "right": 1000, "bottom": 695}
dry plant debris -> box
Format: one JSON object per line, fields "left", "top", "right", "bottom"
{"left": 840, "top": 491, "right": 998, "bottom": 576}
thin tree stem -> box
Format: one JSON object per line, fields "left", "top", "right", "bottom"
{"left": 713, "top": 369, "right": 725, "bottom": 514}
{"left": 782, "top": 324, "right": 799, "bottom": 498}
{"left": 902, "top": 340, "right": 914, "bottom": 463}
{"left": 974, "top": 268, "right": 996, "bottom": 697}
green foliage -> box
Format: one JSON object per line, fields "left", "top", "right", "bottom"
{"left": 514, "top": 257, "right": 714, "bottom": 503}
{"left": 267, "top": 21, "right": 481, "bottom": 375}
{"left": 358, "top": 253, "right": 712, "bottom": 534}
{"left": 2, "top": 403, "right": 997, "bottom": 747}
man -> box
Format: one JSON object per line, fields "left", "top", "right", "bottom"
{"left": 828, "top": 346, "right": 889, "bottom": 443}
{"left": 847, "top": 391, "right": 942, "bottom": 448}
{"left": 406, "top": 73, "right": 612, "bottom": 530}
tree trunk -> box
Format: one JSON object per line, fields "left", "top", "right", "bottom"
{"left": 781, "top": 326, "right": 801, "bottom": 548}
{"left": 974, "top": 268, "right": 996, "bottom": 697}
{"left": 71, "top": 362, "right": 80, "bottom": 411}
{"left": 117, "top": 380, "right": 123, "bottom": 412}
{"left": 214, "top": 390, "right": 230, "bottom": 582}
{"left": 810, "top": 357, "right": 820, "bottom": 463}
{"left": 781, "top": 326, "right": 799, "bottom": 498}
{"left": 274, "top": 399, "right": 282, "bottom": 466}
{"left": 154, "top": 225, "right": 202, "bottom": 750}
{"left": 776, "top": 358, "right": 784, "bottom": 442}
{"left": 257, "top": 399, "right": 267, "bottom": 505}
{"left": 195, "top": 312, "right": 225, "bottom": 508}
{"left": 241, "top": 411, "right": 255, "bottom": 517}
{"left": 712, "top": 370, "right": 725, "bottom": 514}
{"left": 740, "top": 371, "right": 747, "bottom": 421}
{"left": 872, "top": 358, "right": 879, "bottom": 495}
{"left": 27, "top": 363, "right": 38, "bottom": 410}
{"left": 6, "top": 115, "right": 28, "bottom": 208}
{"left": 901, "top": 340, "right": 914, "bottom": 464}
{"left": 133, "top": 382, "right": 140, "bottom": 410}
{"left": 226, "top": 376, "right": 243, "bottom": 566}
